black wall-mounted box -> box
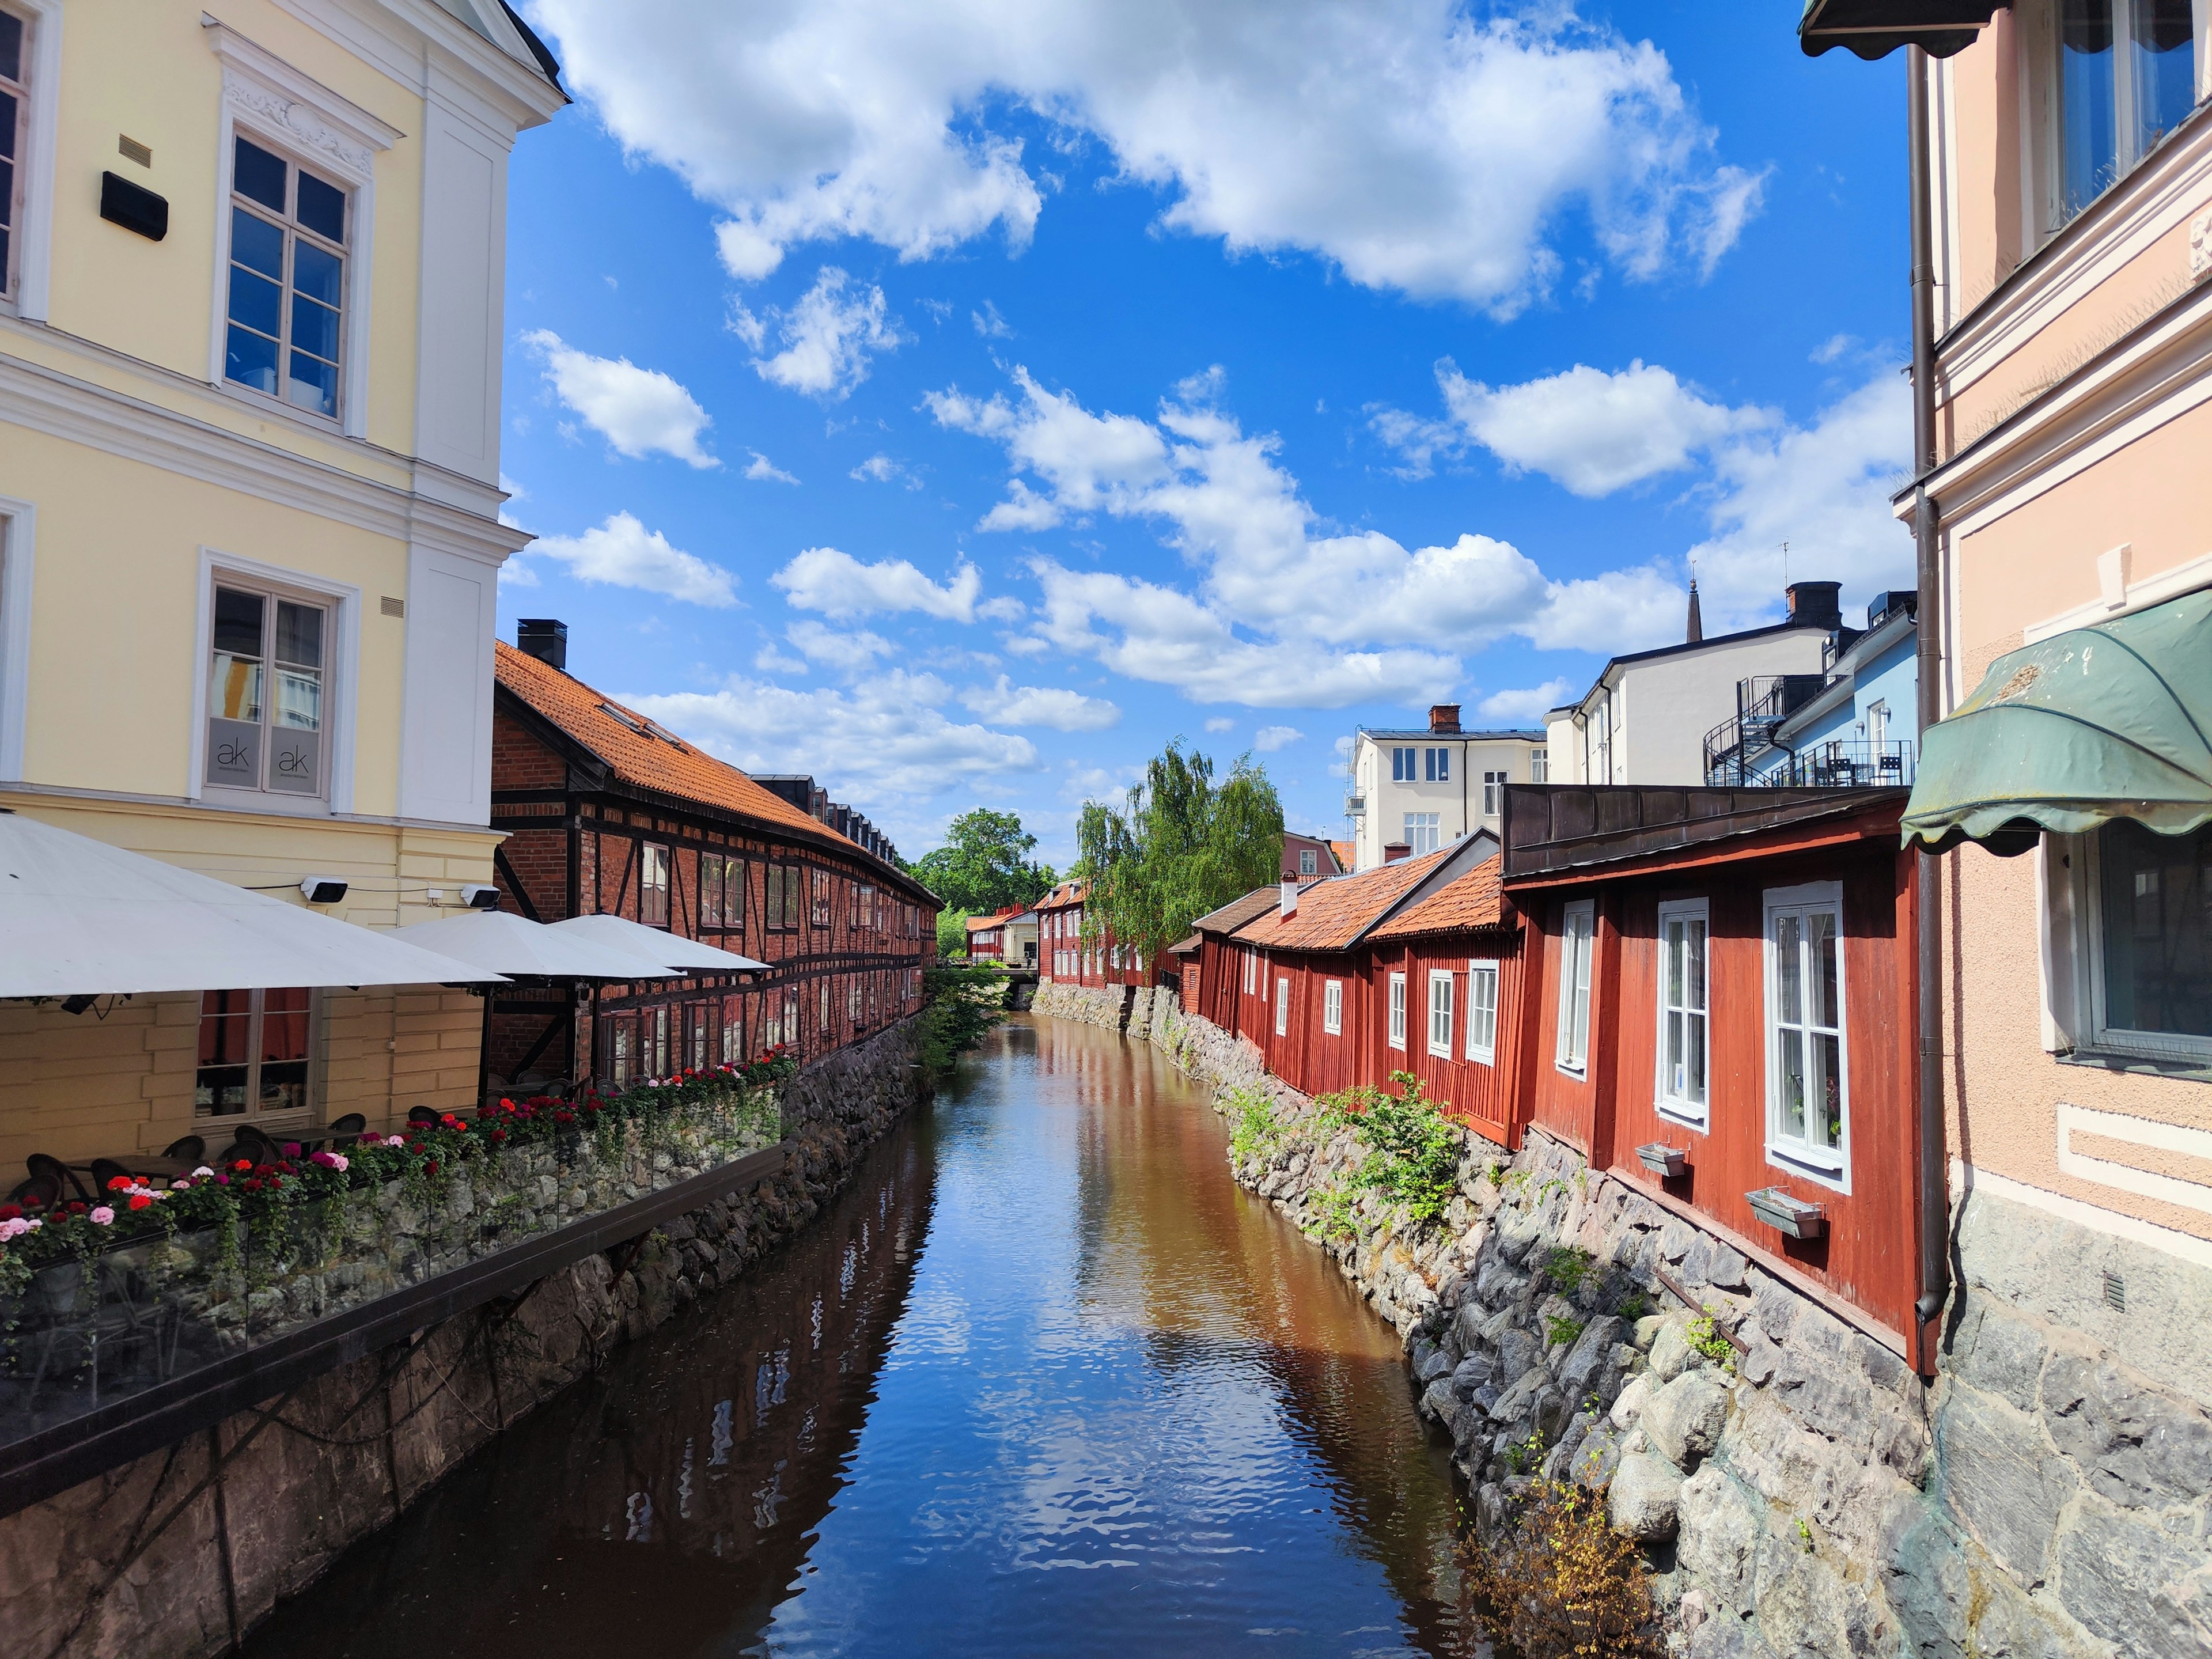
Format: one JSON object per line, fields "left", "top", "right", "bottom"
{"left": 99, "top": 171, "right": 168, "bottom": 241}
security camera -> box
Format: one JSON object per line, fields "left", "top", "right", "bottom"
{"left": 300, "top": 876, "right": 350, "bottom": 904}
{"left": 461, "top": 884, "right": 501, "bottom": 911}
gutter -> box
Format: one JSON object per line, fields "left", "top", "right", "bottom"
{"left": 1908, "top": 45, "right": 1952, "bottom": 1374}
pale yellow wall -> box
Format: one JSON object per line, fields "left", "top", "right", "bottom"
{"left": 37, "top": 0, "right": 425, "bottom": 460}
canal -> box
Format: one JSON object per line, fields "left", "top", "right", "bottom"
{"left": 245, "top": 1017, "right": 1469, "bottom": 1657}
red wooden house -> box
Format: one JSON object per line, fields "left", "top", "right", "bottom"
{"left": 1035, "top": 881, "right": 1152, "bottom": 989}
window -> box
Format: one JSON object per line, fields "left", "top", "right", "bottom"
{"left": 1392, "top": 745, "right": 1418, "bottom": 782}
{"left": 0, "top": 6, "right": 24, "bottom": 300}
{"left": 1867, "top": 700, "right": 1889, "bottom": 756}
{"left": 1403, "top": 812, "right": 1440, "bottom": 855}
{"left": 649, "top": 1006, "right": 669, "bottom": 1078}
{"left": 610, "top": 1016, "right": 637, "bottom": 1086}
{"left": 810, "top": 869, "right": 832, "bottom": 928}
{"left": 639, "top": 843, "right": 671, "bottom": 927}
{"left": 1426, "top": 746, "right": 1451, "bottom": 782}
{"left": 195, "top": 988, "right": 312, "bottom": 1119}
{"left": 2051, "top": 0, "right": 2198, "bottom": 225}
{"left": 1483, "top": 771, "right": 1508, "bottom": 817}
{"left": 1427, "top": 969, "right": 1455, "bottom": 1058}
{"left": 819, "top": 976, "right": 832, "bottom": 1037}
{"left": 766, "top": 866, "right": 798, "bottom": 931}
{"left": 688, "top": 1003, "right": 711, "bottom": 1071}
{"left": 1323, "top": 979, "right": 1343, "bottom": 1035}
{"left": 1530, "top": 748, "right": 1548, "bottom": 785}
{"left": 1298, "top": 848, "right": 1317, "bottom": 876}
{"left": 1556, "top": 900, "right": 1594, "bottom": 1074}
{"left": 700, "top": 852, "right": 725, "bottom": 928}
{"left": 204, "top": 580, "right": 331, "bottom": 800}
{"left": 1656, "top": 900, "right": 1710, "bottom": 1128}
{"left": 725, "top": 858, "right": 747, "bottom": 931}
{"left": 721, "top": 997, "right": 743, "bottom": 1065}
{"left": 225, "top": 135, "right": 348, "bottom": 418}
{"left": 785, "top": 988, "right": 801, "bottom": 1054}
{"left": 2086, "top": 820, "right": 2212, "bottom": 1060}
{"left": 1765, "top": 882, "right": 1847, "bottom": 1180}
{"left": 1466, "top": 959, "right": 1498, "bottom": 1065}
{"left": 847, "top": 976, "right": 863, "bottom": 1025}
{"left": 1388, "top": 972, "right": 1407, "bottom": 1051}
{"left": 1243, "top": 951, "right": 1257, "bottom": 995}
{"left": 1275, "top": 976, "right": 1290, "bottom": 1036}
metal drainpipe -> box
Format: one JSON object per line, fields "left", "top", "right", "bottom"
{"left": 1907, "top": 43, "right": 1951, "bottom": 1366}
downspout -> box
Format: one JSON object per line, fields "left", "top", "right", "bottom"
{"left": 1907, "top": 43, "right": 1951, "bottom": 1368}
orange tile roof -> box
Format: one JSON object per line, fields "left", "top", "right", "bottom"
{"left": 1191, "top": 885, "right": 1287, "bottom": 937}
{"left": 1035, "top": 880, "right": 1089, "bottom": 911}
{"left": 965, "top": 914, "right": 1004, "bottom": 934}
{"left": 495, "top": 641, "right": 868, "bottom": 863}
{"left": 1237, "top": 844, "right": 1457, "bottom": 953}
{"left": 1368, "top": 857, "right": 1508, "bottom": 941}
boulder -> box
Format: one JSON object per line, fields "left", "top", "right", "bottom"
{"left": 1558, "top": 1315, "right": 1624, "bottom": 1404}
{"left": 1450, "top": 1351, "right": 1495, "bottom": 1400}
{"left": 1642, "top": 1370, "right": 1729, "bottom": 1469}
{"left": 1609, "top": 1373, "right": 1653, "bottom": 1430}
{"left": 1649, "top": 1319, "right": 1702, "bottom": 1382}
{"left": 1608, "top": 1451, "right": 1684, "bottom": 1541}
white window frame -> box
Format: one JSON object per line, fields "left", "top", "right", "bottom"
{"left": 639, "top": 842, "right": 671, "bottom": 927}
{"left": 203, "top": 20, "right": 396, "bottom": 440}
{"left": 1482, "top": 770, "right": 1507, "bottom": 817}
{"left": 0, "top": 490, "right": 33, "bottom": 782}
{"left": 1655, "top": 897, "right": 1712, "bottom": 1131}
{"left": 2070, "top": 823, "right": 2212, "bottom": 1065}
{"left": 1392, "top": 745, "right": 1417, "bottom": 782}
{"left": 1529, "top": 747, "right": 1548, "bottom": 785}
{"left": 1275, "top": 975, "right": 1290, "bottom": 1036}
{"left": 1762, "top": 880, "right": 1851, "bottom": 1190}
{"left": 1427, "top": 969, "right": 1455, "bottom": 1058}
{"left": 1555, "top": 899, "right": 1595, "bottom": 1077}
{"left": 1388, "top": 971, "right": 1407, "bottom": 1051}
{"left": 1242, "top": 950, "right": 1256, "bottom": 995}
{"left": 1323, "top": 979, "right": 1343, "bottom": 1035}
{"left": 1427, "top": 746, "right": 1450, "bottom": 783}
{"left": 1403, "top": 811, "right": 1440, "bottom": 855}
{"left": 0, "top": 0, "right": 59, "bottom": 322}
{"left": 1298, "top": 847, "right": 1317, "bottom": 876}
{"left": 194, "top": 986, "right": 323, "bottom": 1126}
{"left": 1465, "top": 958, "right": 1498, "bottom": 1066}
{"left": 188, "top": 549, "right": 360, "bottom": 816}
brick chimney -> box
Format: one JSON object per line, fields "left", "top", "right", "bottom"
{"left": 1785, "top": 581, "right": 1842, "bottom": 631}
{"left": 1384, "top": 841, "right": 1411, "bottom": 864}
{"left": 1429, "top": 703, "right": 1462, "bottom": 734}
{"left": 1279, "top": 877, "right": 1298, "bottom": 916}
{"left": 517, "top": 618, "right": 567, "bottom": 672}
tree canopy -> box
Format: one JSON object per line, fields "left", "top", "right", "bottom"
{"left": 1075, "top": 742, "right": 1283, "bottom": 963}
{"left": 906, "top": 808, "right": 1056, "bottom": 915}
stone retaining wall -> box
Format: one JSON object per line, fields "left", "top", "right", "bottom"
{"left": 0, "top": 1018, "right": 927, "bottom": 1659}
{"left": 1028, "top": 980, "right": 1131, "bottom": 1031}
{"left": 1130, "top": 1005, "right": 2212, "bottom": 1659}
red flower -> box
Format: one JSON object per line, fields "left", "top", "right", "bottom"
{"left": 234, "top": 1160, "right": 253, "bottom": 1172}
{"left": 128, "top": 1195, "right": 153, "bottom": 1211}
{"left": 423, "top": 1160, "right": 440, "bottom": 1175}
{"left": 490, "top": 1128, "right": 507, "bottom": 1143}
{"left": 105, "top": 1175, "right": 134, "bottom": 1192}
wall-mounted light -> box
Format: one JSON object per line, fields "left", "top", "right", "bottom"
{"left": 461, "top": 884, "right": 501, "bottom": 911}
{"left": 60, "top": 994, "right": 97, "bottom": 1016}
{"left": 300, "top": 877, "right": 349, "bottom": 904}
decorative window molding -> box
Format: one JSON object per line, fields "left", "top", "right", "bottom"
{"left": 0, "top": 489, "right": 32, "bottom": 782}
{"left": 1275, "top": 975, "right": 1289, "bottom": 1037}
{"left": 202, "top": 17, "right": 400, "bottom": 440}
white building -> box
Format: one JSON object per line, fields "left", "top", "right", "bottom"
{"left": 1544, "top": 582, "right": 1855, "bottom": 787}
{"left": 1344, "top": 705, "right": 1546, "bottom": 871}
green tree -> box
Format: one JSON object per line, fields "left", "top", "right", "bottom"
{"left": 906, "top": 808, "right": 1056, "bottom": 913}
{"left": 1076, "top": 741, "right": 1283, "bottom": 964}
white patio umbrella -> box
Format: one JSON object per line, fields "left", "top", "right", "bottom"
{"left": 392, "top": 910, "right": 684, "bottom": 980}
{"left": 550, "top": 913, "right": 768, "bottom": 974}
{"left": 0, "top": 810, "right": 503, "bottom": 998}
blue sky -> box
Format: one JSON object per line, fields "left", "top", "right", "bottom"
{"left": 497, "top": 2, "right": 1911, "bottom": 869}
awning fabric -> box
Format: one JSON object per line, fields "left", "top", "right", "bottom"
{"left": 1902, "top": 589, "right": 2212, "bottom": 851}
{"left": 550, "top": 913, "right": 768, "bottom": 974}
{"left": 1798, "top": 0, "right": 2003, "bottom": 60}
{"left": 0, "top": 811, "right": 504, "bottom": 998}
{"left": 392, "top": 911, "right": 681, "bottom": 981}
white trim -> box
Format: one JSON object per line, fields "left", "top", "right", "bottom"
{"left": 2078, "top": 823, "right": 2212, "bottom": 1065}
{"left": 1654, "top": 896, "right": 1711, "bottom": 1132}
{"left": 2022, "top": 551, "right": 2212, "bottom": 642}
{"left": 3, "top": 0, "right": 60, "bottom": 322}
{"left": 0, "top": 490, "right": 32, "bottom": 781}
{"left": 1465, "top": 957, "right": 1498, "bottom": 1066}
{"left": 1555, "top": 899, "right": 1594, "bottom": 1078}
{"left": 2058, "top": 1101, "right": 2212, "bottom": 1216}
{"left": 1322, "top": 977, "right": 1342, "bottom": 1036}
{"left": 1387, "top": 970, "right": 1406, "bottom": 1052}
{"left": 190, "top": 546, "right": 360, "bottom": 815}
{"left": 1762, "top": 880, "right": 1851, "bottom": 1192}
{"left": 1274, "top": 974, "right": 1289, "bottom": 1038}
{"left": 1426, "top": 967, "right": 1455, "bottom": 1059}
{"left": 1953, "top": 1157, "right": 2212, "bottom": 1271}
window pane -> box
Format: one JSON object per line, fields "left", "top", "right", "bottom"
{"left": 1775, "top": 914, "right": 1803, "bottom": 1023}
{"left": 291, "top": 291, "right": 340, "bottom": 362}
{"left": 1687, "top": 920, "right": 1707, "bottom": 1012}
{"left": 228, "top": 263, "right": 282, "bottom": 338}
{"left": 2100, "top": 821, "right": 2212, "bottom": 1037}
{"left": 2061, "top": 0, "right": 2119, "bottom": 217}
{"left": 1, "top": 94, "right": 15, "bottom": 166}
{"left": 230, "top": 206, "right": 284, "bottom": 279}
{"left": 1810, "top": 912, "right": 1839, "bottom": 1030}
{"left": 195, "top": 990, "right": 254, "bottom": 1118}
{"left": 293, "top": 239, "right": 343, "bottom": 307}
{"left": 1664, "top": 921, "right": 1683, "bottom": 1006}
{"left": 266, "top": 723, "right": 321, "bottom": 793}
{"left": 287, "top": 350, "right": 338, "bottom": 416}
{"left": 1687, "top": 1007, "right": 1707, "bottom": 1105}
{"left": 206, "top": 718, "right": 260, "bottom": 789}
{"left": 296, "top": 169, "right": 346, "bottom": 241}
{"left": 1813, "top": 1033, "right": 1843, "bottom": 1151}
{"left": 213, "top": 586, "right": 265, "bottom": 658}
{"left": 2131, "top": 0, "right": 2195, "bottom": 153}
{"left": 234, "top": 138, "right": 287, "bottom": 213}
{"left": 275, "top": 600, "right": 321, "bottom": 669}
{"left": 209, "top": 650, "right": 263, "bottom": 723}
{"left": 0, "top": 12, "right": 21, "bottom": 83}
{"left": 274, "top": 666, "right": 321, "bottom": 732}
{"left": 1778, "top": 1029, "right": 1806, "bottom": 1139}
{"left": 225, "top": 324, "right": 279, "bottom": 395}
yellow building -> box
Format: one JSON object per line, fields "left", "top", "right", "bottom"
{"left": 0, "top": 0, "right": 563, "bottom": 1165}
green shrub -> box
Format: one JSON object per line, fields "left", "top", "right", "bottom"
{"left": 1317, "top": 1071, "right": 1463, "bottom": 1229}
{"left": 1687, "top": 1314, "right": 1737, "bottom": 1371}
{"left": 918, "top": 961, "right": 1006, "bottom": 1077}
{"left": 1461, "top": 1480, "right": 1661, "bottom": 1658}
{"left": 1225, "top": 1085, "right": 1282, "bottom": 1166}
{"left": 1613, "top": 1291, "right": 1649, "bottom": 1321}
{"left": 1306, "top": 1183, "right": 1361, "bottom": 1242}
{"left": 1541, "top": 1245, "right": 1596, "bottom": 1295}
{"left": 1544, "top": 1314, "right": 1585, "bottom": 1350}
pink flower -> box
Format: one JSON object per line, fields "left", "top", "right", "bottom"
{"left": 89, "top": 1206, "right": 115, "bottom": 1226}
{"left": 192, "top": 1165, "right": 215, "bottom": 1178}
{"left": 170, "top": 1179, "right": 193, "bottom": 1191}
{"left": 310, "top": 1151, "right": 349, "bottom": 1172}
{"left": 0, "top": 1218, "right": 29, "bottom": 1241}
{"left": 385, "top": 1135, "right": 406, "bottom": 1147}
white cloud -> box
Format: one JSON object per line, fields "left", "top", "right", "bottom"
{"left": 526, "top": 512, "right": 738, "bottom": 607}
{"left": 1204, "top": 717, "right": 1236, "bottom": 733}
{"left": 745, "top": 450, "right": 800, "bottom": 484}
{"left": 1811, "top": 333, "right": 1855, "bottom": 365}
{"left": 976, "top": 595, "right": 1027, "bottom": 623}
{"left": 753, "top": 643, "right": 809, "bottom": 674}
{"left": 522, "top": 330, "right": 718, "bottom": 468}
{"left": 1433, "top": 358, "right": 1767, "bottom": 497}
{"left": 1253, "top": 724, "right": 1302, "bottom": 752}
{"left": 772, "top": 546, "right": 983, "bottom": 622}
{"left": 1475, "top": 678, "right": 1577, "bottom": 724}
{"left": 849, "top": 453, "right": 922, "bottom": 488}
{"left": 786, "top": 619, "right": 894, "bottom": 669}
{"left": 958, "top": 674, "right": 1120, "bottom": 731}
{"left": 529, "top": 0, "right": 1760, "bottom": 312}
{"left": 498, "top": 472, "right": 529, "bottom": 530}
{"left": 972, "top": 300, "right": 1012, "bottom": 338}
{"left": 1364, "top": 407, "right": 1464, "bottom": 481}
{"left": 731, "top": 267, "right": 906, "bottom": 399}
{"left": 621, "top": 671, "right": 1038, "bottom": 802}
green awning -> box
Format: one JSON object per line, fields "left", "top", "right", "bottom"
{"left": 1902, "top": 588, "right": 2212, "bottom": 851}
{"left": 1798, "top": 0, "right": 2003, "bottom": 60}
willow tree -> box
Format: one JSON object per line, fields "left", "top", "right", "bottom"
{"left": 1076, "top": 742, "right": 1283, "bottom": 966}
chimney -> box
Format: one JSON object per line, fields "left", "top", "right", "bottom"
{"left": 1685, "top": 579, "right": 1703, "bottom": 644}
{"left": 517, "top": 618, "right": 567, "bottom": 672}
{"left": 1279, "top": 877, "right": 1298, "bottom": 916}
{"left": 1428, "top": 703, "right": 1462, "bottom": 734}
{"left": 1384, "top": 841, "right": 1411, "bottom": 864}
{"left": 1785, "top": 581, "right": 1843, "bottom": 631}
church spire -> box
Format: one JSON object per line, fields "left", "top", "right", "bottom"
{"left": 1686, "top": 577, "right": 1703, "bottom": 643}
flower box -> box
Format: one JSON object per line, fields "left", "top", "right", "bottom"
{"left": 1635, "top": 1142, "right": 1688, "bottom": 1179}
{"left": 1746, "top": 1186, "right": 1827, "bottom": 1238}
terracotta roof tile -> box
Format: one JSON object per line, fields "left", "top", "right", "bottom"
{"left": 1191, "top": 885, "right": 1286, "bottom": 937}
{"left": 497, "top": 641, "right": 869, "bottom": 862}
{"left": 1368, "top": 858, "right": 1507, "bottom": 941}
{"left": 1237, "top": 844, "right": 1457, "bottom": 952}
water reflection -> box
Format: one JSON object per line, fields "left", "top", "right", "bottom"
{"left": 246, "top": 1018, "right": 1465, "bottom": 1658}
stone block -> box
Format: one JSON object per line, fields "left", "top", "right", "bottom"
{"left": 1659, "top": 1218, "right": 1697, "bottom": 1263}
{"left": 1678, "top": 1465, "right": 1764, "bottom": 1613}
{"left": 2053, "top": 1501, "right": 2212, "bottom": 1657}
{"left": 1643, "top": 1370, "right": 1730, "bottom": 1469}
{"left": 1450, "top": 1351, "right": 1495, "bottom": 1400}
{"left": 1495, "top": 1326, "right": 1541, "bottom": 1387}
{"left": 2040, "top": 1349, "right": 2212, "bottom": 1512}
{"left": 1559, "top": 1314, "right": 1623, "bottom": 1405}
{"left": 1611, "top": 1450, "right": 1684, "bottom": 1540}
{"left": 1571, "top": 1423, "right": 1622, "bottom": 1490}
{"left": 1610, "top": 1373, "right": 1652, "bottom": 1430}
{"left": 1634, "top": 1312, "right": 1667, "bottom": 1351}
{"left": 1414, "top": 1344, "right": 1452, "bottom": 1385}
{"left": 1651, "top": 1319, "right": 1702, "bottom": 1382}
{"left": 1684, "top": 1236, "right": 1751, "bottom": 1294}
{"left": 1936, "top": 1387, "right": 2076, "bottom": 1587}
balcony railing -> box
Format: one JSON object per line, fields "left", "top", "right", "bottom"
{"left": 1703, "top": 674, "right": 1830, "bottom": 783}
{"left": 1722, "top": 739, "right": 1917, "bottom": 790}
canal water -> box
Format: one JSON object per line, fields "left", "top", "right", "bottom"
{"left": 246, "top": 1017, "right": 1469, "bottom": 1657}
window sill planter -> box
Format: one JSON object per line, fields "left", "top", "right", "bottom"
{"left": 1635, "top": 1142, "right": 1688, "bottom": 1179}
{"left": 1747, "top": 1186, "right": 1827, "bottom": 1239}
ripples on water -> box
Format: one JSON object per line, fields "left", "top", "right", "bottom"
{"left": 245, "top": 1018, "right": 1469, "bottom": 1657}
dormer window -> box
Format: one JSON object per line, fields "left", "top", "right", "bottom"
{"left": 225, "top": 135, "right": 347, "bottom": 418}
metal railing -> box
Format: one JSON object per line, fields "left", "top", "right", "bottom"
{"left": 1725, "top": 740, "right": 1917, "bottom": 790}
{"left": 1703, "top": 674, "right": 1829, "bottom": 783}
